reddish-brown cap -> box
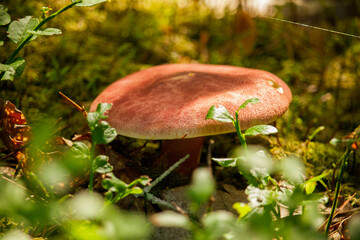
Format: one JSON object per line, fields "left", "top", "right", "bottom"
{"left": 90, "top": 64, "right": 292, "bottom": 139}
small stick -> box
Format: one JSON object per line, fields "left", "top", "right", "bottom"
{"left": 207, "top": 138, "right": 215, "bottom": 171}
{"left": 273, "top": 121, "right": 282, "bottom": 147}
{"left": 59, "top": 91, "right": 87, "bottom": 117}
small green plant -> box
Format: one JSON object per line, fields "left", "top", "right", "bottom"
{"left": 0, "top": 0, "right": 108, "bottom": 82}
{"left": 0, "top": 103, "right": 154, "bottom": 239}
{"left": 206, "top": 98, "right": 278, "bottom": 151}
{"left": 85, "top": 103, "right": 117, "bottom": 191}
{"left": 68, "top": 102, "right": 152, "bottom": 199}
{"left": 103, "top": 173, "right": 151, "bottom": 205}
{"left": 205, "top": 98, "right": 277, "bottom": 167}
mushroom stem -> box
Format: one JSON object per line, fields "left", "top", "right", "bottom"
{"left": 159, "top": 137, "right": 205, "bottom": 176}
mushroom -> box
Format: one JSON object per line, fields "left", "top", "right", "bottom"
{"left": 90, "top": 64, "right": 292, "bottom": 176}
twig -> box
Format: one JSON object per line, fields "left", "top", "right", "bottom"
{"left": 144, "top": 154, "right": 189, "bottom": 192}
{"left": 207, "top": 139, "right": 215, "bottom": 171}
{"left": 59, "top": 91, "right": 87, "bottom": 117}
{"left": 143, "top": 192, "right": 178, "bottom": 211}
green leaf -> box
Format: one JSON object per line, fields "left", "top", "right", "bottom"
{"left": 94, "top": 155, "right": 113, "bottom": 174}
{"left": 102, "top": 124, "right": 117, "bottom": 143}
{"left": 202, "top": 211, "right": 236, "bottom": 237}
{"left": 277, "top": 157, "right": 305, "bottom": 185}
{"left": 246, "top": 185, "right": 275, "bottom": 207}
{"left": 0, "top": 63, "right": 15, "bottom": 73}
{"left": 306, "top": 171, "right": 330, "bottom": 184}
{"left": 234, "top": 148, "right": 273, "bottom": 187}
{"left": 69, "top": 141, "right": 90, "bottom": 160}
{"left": 0, "top": 40, "right": 3, "bottom": 46}
{"left": 2, "top": 57, "right": 26, "bottom": 81}
{"left": 27, "top": 28, "right": 62, "bottom": 36}
{"left": 138, "top": 176, "right": 151, "bottom": 186}
{"left": 212, "top": 157, "right": 237, "bottom": 167}
{"left": 0, "top": 5, "right": 11, "bottom": 26}
{"left": 244, "top": 125, "right": 278, "bottom": 136}
{"left": 73, "top": 0, "right": 108, "bottom": 7}
{"left": 102, "top": 173, "right": 127, "bottom": 193}
{"left": 86, "top": 112, "right": 99, "bottom": 128}
{"left": 187, "top": 168, "right": 215, "bottom": 205}
{"left": 232, "top": 202, "right": 252, "bottom": 219}
{"left": 7, "top": 16, "right": 39, "bottom": 43}
{"left": 104, "top": 191, "right": 113, "bottom": 202}
{"left": 87, "top": 103, "right": 117, "bottom": 144}
{"left": 10, "top": 57, "right": 25, "bottom": 78}
{"left": 92, "top": 121, "right": 117, "bottom": 145}
{"left": 0, "top": 63, "right": 15, "bottom": 81}
{"left": 205, "top": 105, "right": 234, "bottom": 123}
{"left": 128, "top": 176, "right": 151, "bottom": 188}
{"left": 68, "top": 191, "right": 104, "bottom": 219}
{"left": 304, "top": 181, "right": 316, "bottom": 195}
{"left": 150, "top": 211, "right": 190, "bottom": 228}
{"left": 303, "top": 170, "right": 330, "bottom": 194}
{"left": 127, "top": 187, "right": 143, "bottom": 195}
{"left": 96, "top": 102, "right": 112, "bottom": 119}
{"left": 87, "top": 103, "right": 112, "bottom": 128}
{"left": 238, "top": 98, "right": 259, "bottom": 110}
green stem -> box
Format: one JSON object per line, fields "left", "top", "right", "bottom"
{"left": 88, "top": 139, "right": 96, "bottom": 192}
{"left": 270, "top": 205, "right": 280, "bottom": 220}
{"left": 324, "top": 147, "right": 351, "bottom": 236}
{"left": 6, "top": 0, "right": 82, "bottom": 64}
{"left": 234, "top": 112, "right": 247, "bottom": 151}
{"left": 111, "top": 192, "right": 124, "bottom": 204}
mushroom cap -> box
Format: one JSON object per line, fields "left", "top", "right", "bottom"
{"left": 90, "top": 64, "right": 292, "bottom": 140}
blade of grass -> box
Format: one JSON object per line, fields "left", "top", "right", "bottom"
{"left": 324, "top": 147, "right": 352, "bottom": 236}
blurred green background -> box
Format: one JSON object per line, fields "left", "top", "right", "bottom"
{"left": 1, "top": 0, "right": 360, "bottom": 141}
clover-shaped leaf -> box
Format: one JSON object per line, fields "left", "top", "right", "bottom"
{"left": 94, "top": 155, "right": 113, "bottom": 174}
